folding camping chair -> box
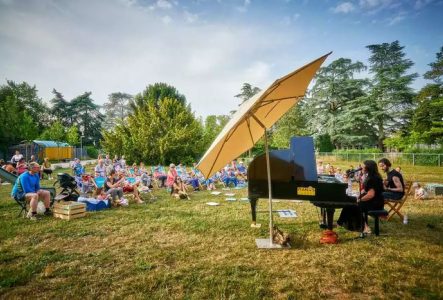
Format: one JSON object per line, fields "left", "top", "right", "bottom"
{"left": 384, "top": 181, "right": 412, "bottom": 221}
{"left": 93, "top": 176, "right": 106, "bottom": 191}
{"left": 14, "top": 188, "right": 56, "bottom": 217}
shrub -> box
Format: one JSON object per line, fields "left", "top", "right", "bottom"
{"left": 86, "top": 146, "right": 99, "bottom": 159}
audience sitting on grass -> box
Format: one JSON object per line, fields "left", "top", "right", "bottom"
{"left": 414, "top": 183, "right": 428, "bottom": 200}
{"left": 187, "top": 171, "right": 202, "bottom": 191}
{"left": 11, "top": 162, "right": 52, "bottom": 221}
{"left": 119, "top": 171, "right": 144, "bottom": 204}
{"left": 3, "top": 162, "right": 16, "bottom": 174}
{"left": 11, "top": 150, "right": 23, "bottom": 168}
{"left": 41, "top": 157, "right": 53, "bottom": 180}
{"left": 104, "top": 170, "right": 127, "bottom": 206}
{"left": 171, "top": 177, "right": 190, "bottom": 200}
{"left": 166, "top": 163, "right": 178, "bottom": 188}
{"left": 72, "top": 158, "right": 84, "bottom": 177}
{"left": 205, "top": 177, "right": 217, "bottom": 190}
{"left": 153, "top": 166, "right": 167, "bottom": 187}
{"left": 94, "top": 159, "right": 106, "bottom": 178}
{"left": 237, "top": 161, "right": 247, "bottom": 180}
{"left": 224, "top": 168, "right": 238, "bottom": 187}
{"left": 16, "top": 158, "right": 28, "bottom": 175}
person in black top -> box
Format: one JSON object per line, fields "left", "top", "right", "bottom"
{"left": 378, "top": 158, "right": 404, "bottom": 200}
{"left": 338, "top": 160, "right": 384, "bottom": 234}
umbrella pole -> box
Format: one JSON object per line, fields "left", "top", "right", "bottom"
{"left": 255, "top": 128, "right": 288, "bottom": 248}
{"left": 264, "top": 129, "right": 274, "bottom": 246}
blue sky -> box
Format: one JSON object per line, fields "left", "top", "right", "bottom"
{"left": 0, "top": 0, "right": 442, "bottom": 117}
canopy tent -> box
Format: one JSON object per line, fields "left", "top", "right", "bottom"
{"left": 196, "top": 52, "right": 331, "bottom": 248}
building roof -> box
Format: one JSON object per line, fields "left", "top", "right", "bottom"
{"left": 33, "top": 140, "right": 71, "bottom": 147}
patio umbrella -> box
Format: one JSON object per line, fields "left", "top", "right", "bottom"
{"left": 197, "top": 52, "right": 331, "bottom": 247}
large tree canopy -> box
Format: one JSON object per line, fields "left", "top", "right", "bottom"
{"left": 303, "top": 58, "right": 370, "bottom": 148}
{"left": 103, "top": 92, "right": 133, "bottom": 128}
{"left": 102, "top": 83, "right": 204, "bottom": 164}
{"left": 364, "top": 41, "right": 417, "bottom": 149}
{"left": 412, "top": 46, "right": 443, "bottom": 144}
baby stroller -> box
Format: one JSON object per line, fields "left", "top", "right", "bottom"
{"left": 53, "top": 173, "right": 80, "bottom": 201}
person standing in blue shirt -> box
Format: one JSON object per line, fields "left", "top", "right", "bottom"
{"left": 11, "top": 162, "right": 52, "bottom": 220}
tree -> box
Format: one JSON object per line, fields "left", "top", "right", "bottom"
{"left": 271, "top": 103, "right": 308, "bottom": 148}
{"left": 102, "top": 84, "right": 204, "bottom": 164}
{"left": 50, "top": 89, "right": 72, "bottom": 126}
{"left": 412, "top": 46, "right": 443, "bottom": 143}
{"left": 66, "top": 125, "right": 80, "bottom": 146}
{"left": 130, "top": 83, "right": 186, "bottom": 112}
{"left": 365, "top": 41, "right": 418, "bottom": 149}
{"left": 39, "top": 121, "right": 65, "bottom": 141}
{"left": 0, "top": 82, "right": 40, "bottom": 154}
{"left": 202, "top": 115, "right": 230, "bottom": 149}
{"left": 6, "top": 80, "right": 50, "bottom": 131}
{"left": 235, "top": 83, "right": 261, "bottom": 104}
{"left": 303, "top": 58, "right": 369, "bottom": 148}
{"left": 70, "top": 92, "right": 104, "bottom": 145}
{"left": 103, "top": 92, "right": 133, "bottom": 128}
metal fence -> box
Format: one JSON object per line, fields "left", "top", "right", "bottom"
{"left": 317, "top": 152, "right": 443, "bottom": 167}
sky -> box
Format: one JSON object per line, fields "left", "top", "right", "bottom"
{"left": 1, "top": 0, "right": 442, "bottom": 118}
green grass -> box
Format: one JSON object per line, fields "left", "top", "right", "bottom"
{"left": 0, "top": 164, "right": 442, "bottom": 299}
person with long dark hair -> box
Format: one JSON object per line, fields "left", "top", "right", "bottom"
{"left": 337, "top": 160, "right": 384, "bottom": 234}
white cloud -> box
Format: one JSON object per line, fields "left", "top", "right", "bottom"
{"left": 236, "top": 0, "right": 251, "bottom": 12}
{"left": 332, "top": 2, "right": 355, "bottom": 14}
{"left": 387, "top": 11, "right": 407, "bottom": 25}
{"left": 184, "top": 10, "right": 199, "bottom": 23}
{"left": 280, "top": 13, "right": 300, "bottom": 26}
{"left": 0, "top": 0, "right": 296, "bottom": 117}
{"left": 414, "top": 0, "right": 434, "bottom": 9}
{"left": 161, "top": 15, "right": 172, "bottom": 24}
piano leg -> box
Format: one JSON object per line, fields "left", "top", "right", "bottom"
{"left": 326, "top": 208, "right": 335, "bottom": 231}
{"left": 320, "top": 208, "right": 328, "bottom": 229}
{"left": 250, "top": 197, "right": 259, "bottom": 226}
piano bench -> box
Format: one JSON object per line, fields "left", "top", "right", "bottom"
{"left": 368, "top": 210, "right": 388, "bottom": 236}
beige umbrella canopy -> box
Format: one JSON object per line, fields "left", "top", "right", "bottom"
{"left": 197, "top": 52, "right": 331, "bottom": 179}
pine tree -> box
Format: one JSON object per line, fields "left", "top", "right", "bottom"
{"left": 365, "top": 41, "right": 417, "bottom": 149}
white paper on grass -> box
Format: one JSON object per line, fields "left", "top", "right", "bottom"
{"left": 276, "top": 210, "right": 297, "bottom": 218}
{"left": 210, "top": 191, "right": 222, "bottom": 195}
{"left": 240, "top": 198, "right": 249, "bottom": 201}
{"left": 225, "top": 198, "right": 237, "bottom": 201}
{"left": 206, "top": 202, "right": 220, "bottom": 206}
{"left": 224, "top": 193, "right": 235, "bottom": 196}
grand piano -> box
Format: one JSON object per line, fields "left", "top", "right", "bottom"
{"left": 248, "top": 136, "right": 358, "bottom": 233}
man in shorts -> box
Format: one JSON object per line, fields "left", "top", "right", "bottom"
{"left": 11, "top": 162, "right": 52, "bottom": 220}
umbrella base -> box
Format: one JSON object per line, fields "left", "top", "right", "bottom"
{"left": 255, "top": 238, "right": 291, "bottom": 249}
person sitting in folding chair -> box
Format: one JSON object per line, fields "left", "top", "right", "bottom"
{"left": 378, "top": 158, "right": 404, "bottom": 200}
{"left": 11, "top": 162, "right": 52, "bottom": 221}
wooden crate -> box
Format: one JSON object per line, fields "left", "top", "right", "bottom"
{"left": 53, "top": 201, "right": 86, "bottom": 220}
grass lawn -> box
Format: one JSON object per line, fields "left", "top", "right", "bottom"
{"left": 0, "top": 163, "right": 442, "bottom": 299}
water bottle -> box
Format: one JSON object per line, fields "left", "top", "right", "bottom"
{"left": 403, "top": 214, "right": 408, "bottom": 225}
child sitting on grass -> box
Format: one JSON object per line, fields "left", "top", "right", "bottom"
{"left": 414, "top": 183, "right": 428, "bottom": 200}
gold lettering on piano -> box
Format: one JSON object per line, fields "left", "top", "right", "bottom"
{"left": 297, "top": 186, "right": 316, "bottom": 196}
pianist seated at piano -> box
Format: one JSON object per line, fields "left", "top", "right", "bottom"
{"left": 337, "top": 160, "right": 384, "bottom": 234}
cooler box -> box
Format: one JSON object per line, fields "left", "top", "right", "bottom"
{"left": 78, "top": 197, "right": 110, "bottom": 211}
